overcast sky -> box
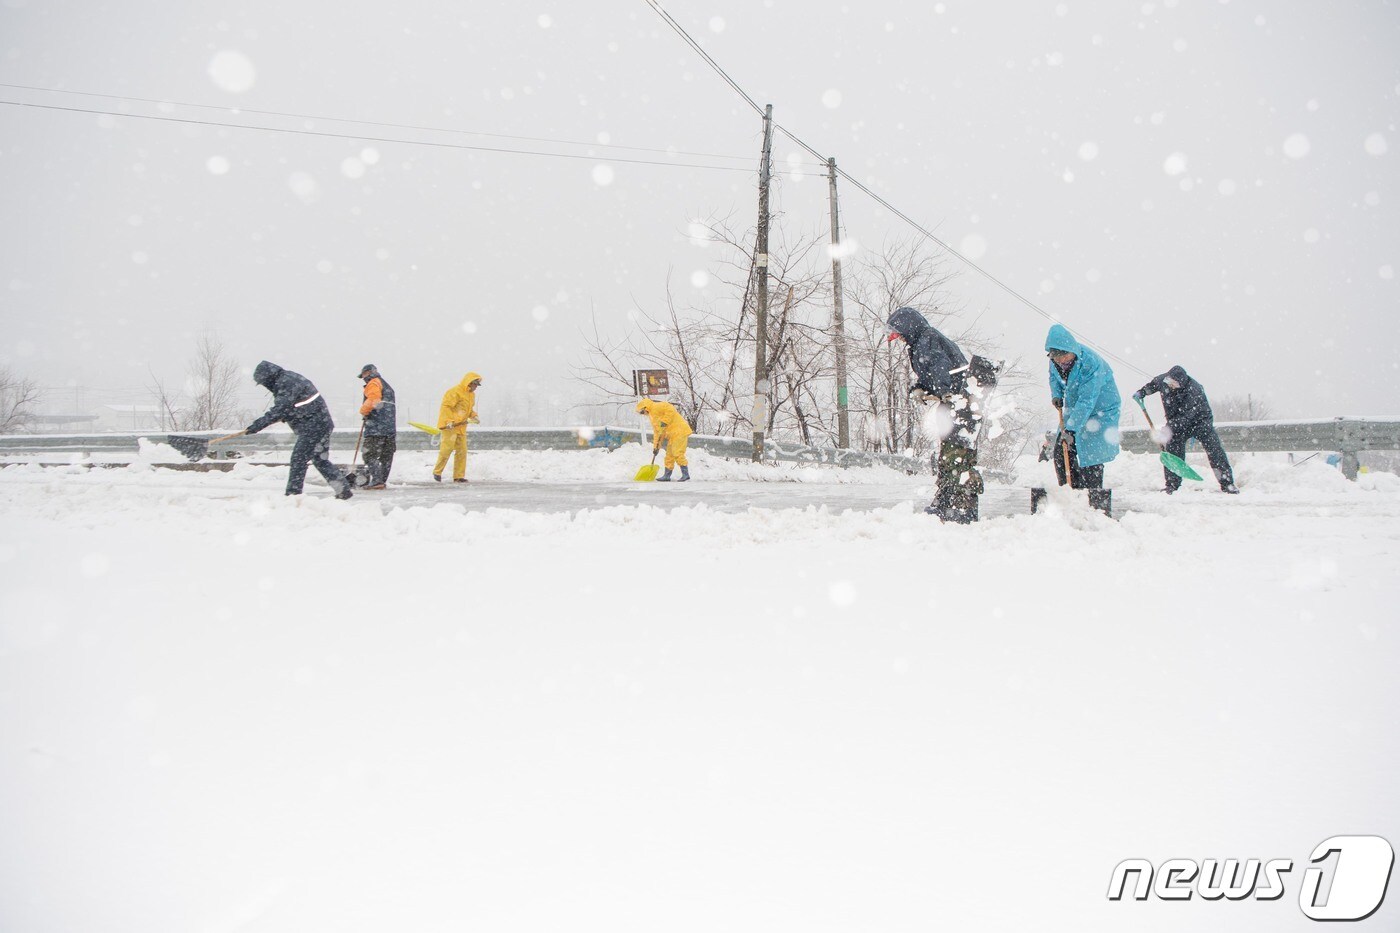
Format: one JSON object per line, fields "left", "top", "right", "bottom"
{"left": 1, "top": 0, "right": 1397, "bottom": 425}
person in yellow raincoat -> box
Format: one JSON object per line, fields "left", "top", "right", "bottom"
{"left": 636, "top": 398, "right": 693, "bottom": 482}
{"left": 433, "top": 372, "right": 482, "bottom": 482}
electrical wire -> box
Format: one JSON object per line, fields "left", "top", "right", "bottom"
{"left": 0, "top": 97, "right": 830, "bottom": 176}
{"left": 0, "top": 81, "right": 831, "bottom": 165}
{"left": 641, "top": 0, "right": 1150, "bottom": 378}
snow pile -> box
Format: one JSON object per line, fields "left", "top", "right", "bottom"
{"left": 1, "top": 458, "right": 1398, "bottom": 933}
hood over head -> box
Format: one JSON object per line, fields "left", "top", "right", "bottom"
{"left": 460, "top": 372, "right": 483, "bottom": 390}
{"left": 886, "top": 306, "right": 930, "bottom": 343}
{"left": 359, "top": 363, "right": 378, "bottom": 379}
{"left": 1167, "top": 365, "right": 1189, "bottom": 382}
{"left": 1044, "top": 324, "right": 1081, "bottom": 355}
{"left": 636, "top": 399, "right": 653, "bottom": 414}
{"left": 253, "top": 361, "right": 284, "bottom": 388}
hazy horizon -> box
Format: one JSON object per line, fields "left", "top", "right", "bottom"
{"left": 2, "top": 1, "right": 1397, "bottom": 431}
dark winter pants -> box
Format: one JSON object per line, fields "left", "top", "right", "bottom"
{"left": 929, "top": 394, "right": 984, "bottom": 523}
{"left": 287, "top": 429, "right": 347, "bottom": 496}
{"left": 1164, "top": 418, "right": 1234, "bottom": 492}
{"left": 362, "top": 434, "right": 397, "bottom": 487}
{"left": 934, "top": 440, "right": 982, "bottom": 523}
{"left": 1053, "top": 442, "right": 1104, "bottom": 490}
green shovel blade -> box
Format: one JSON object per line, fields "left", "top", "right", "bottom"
{"left": 1160, "top": 450, "right": 1204, "bottom": 481}
{"left": 634, "top": 463, "right": 660, "bottom": 482}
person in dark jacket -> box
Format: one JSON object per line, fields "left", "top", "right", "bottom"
{"left": 356, "top": 363, "right": 397, "bottom": 489}
{"left": 245, "top": 361, "right": 353, "bottom": 499}
{"left": 1133, "top": 365, "right": 1238, "bottom": 494}
{"left": 887, "top": 307, "right": 999, "bottom": 523}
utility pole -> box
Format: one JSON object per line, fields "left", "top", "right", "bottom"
{"left": 751, "top": 103, "right": 773, "bottom": 462}
{"left": 827, "top": 157, "right": 850, "bottom": 449}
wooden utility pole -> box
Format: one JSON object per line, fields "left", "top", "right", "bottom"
{"left": 827, "top": 157, "right": 850, "bottom": 448}
{"left": 751, "top": 103, "right": 773, "bottom": 462}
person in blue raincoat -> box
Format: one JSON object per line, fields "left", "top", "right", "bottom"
{"left": 1045, "top": 324, "right": 1120, "bottom": 491}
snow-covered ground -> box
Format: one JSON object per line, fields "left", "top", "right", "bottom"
{"left": 2, "top": 449, "right": 1398, "bottom": 933}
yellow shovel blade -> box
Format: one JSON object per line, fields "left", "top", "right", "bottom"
{"left": 634, "top": 463, "right": 660, "bottom": 482}
{"left": 409, "top": 420, "right": 441, "bottom": 435}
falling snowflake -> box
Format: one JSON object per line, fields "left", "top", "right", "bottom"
{"left": 960, "top": 233, "right": 988, "bottom": 260}
{"left": 207, "top": 50, "right": 256, "bottom": 93}
{"left": 1283, "top": 133, "right": 1310, "bottom": 159}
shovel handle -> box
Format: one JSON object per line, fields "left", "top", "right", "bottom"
{"left": 351, "top": 422, "right": 365, "bottom": 467}
{"left": 1136, "top": 401, "right": 1170, "bottom": 452}
{"left": 209, "top": 431, "right": 247, "bottom": 445}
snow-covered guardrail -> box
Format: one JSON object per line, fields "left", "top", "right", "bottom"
{"left": 1118, "top": 417, "right": 1400, "bottom": 480}
{"left": 0, "top": 425, "right": 930, "bottom": 474}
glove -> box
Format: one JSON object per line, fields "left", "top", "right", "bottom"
{"left": 910, "top": 388, "right": 933, "bottom": 406}
{"left": 653, "top": 446, "right": 661, "bottom": 455}
{"left": 1051, "top": 397, "right": 1064, "bottom": 410}
{"left": 1132, "top": 391, "right": 1144, "bottom": 403}
{"left": 467, "top": 416, "right": 480, "bottom": 425}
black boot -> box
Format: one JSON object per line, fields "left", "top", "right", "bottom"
{"left": 678, "top": 466, "right": 690, "bottom": 482}
{"left": 656, "top": 468, "right": 673, "bottom": 482}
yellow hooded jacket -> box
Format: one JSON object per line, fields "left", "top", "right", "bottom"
{"left": 438, "top": 372, "right": 481, "bottom": 435}
{"left": 638, "top": 399, "right": 692, "bottom": 447}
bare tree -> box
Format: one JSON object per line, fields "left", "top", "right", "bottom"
{"left": 146, "top": 367, "right": 182, "bottom": 431}
{"left": 181, "top": 333, "right": 243, "bottom": 430}
{"left": 572, "top": 220, "right": 1041, "bottom": 466}
{"left": 0, "top": 368, "right": 41, "bottom": 434}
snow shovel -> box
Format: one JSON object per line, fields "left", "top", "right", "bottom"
{"left": 1136, "top": 400, "right": 1203, "bottom": 481}
{"left": 633, "top": 449, "right": 660, "bottom": 482}
{"left": 167, "top": 431, "right": 246, "bottom": 462}
{"left": 410, "top": 419, "right": 470, "bottom": 436}
{"left": 344, "top": 422, "right": 366, "bottom": 488}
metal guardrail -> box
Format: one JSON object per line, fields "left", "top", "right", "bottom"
{"left": 1118, "top": 417, "right": 1400, "bottom": 480}
{"left": 0, "top": 425, "right": 930, "bottom": 474}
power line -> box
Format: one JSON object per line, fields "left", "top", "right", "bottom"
{"left": 643, "top": 0, "right": 765, "bottom": 118}
{"left": 0, "top": 98, "right": 829, "bottom": 176}
{"left": 640, "top": 0, "right": 1150, "bottom": 379}
{"left": 0, "top": 81, "right": 828, "bottom": 166}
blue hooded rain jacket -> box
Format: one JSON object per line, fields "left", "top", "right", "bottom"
{"left": 1045, "top": 324, "right": 1121, "bottom": 468}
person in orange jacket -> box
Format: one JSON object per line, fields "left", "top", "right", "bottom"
{"left": 636, "top": 398, "right": 693, "bottom": 481}
{"left": 356, "top": 363, "right": 396, "bottom": 489}
{"left": 433, "top": 372, "right": 482, "bottom": 483}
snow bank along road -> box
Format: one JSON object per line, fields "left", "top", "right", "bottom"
{"left": 2, "top": 449, "right": 1398, "bottom": 933}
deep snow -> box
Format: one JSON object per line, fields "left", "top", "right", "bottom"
{"left": 1, "top": 449, "right": 1397, "bottom": 933}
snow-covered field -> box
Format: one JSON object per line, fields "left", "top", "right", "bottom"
{"left": 2, "top": 449, "right": 1398, "bottom": 932}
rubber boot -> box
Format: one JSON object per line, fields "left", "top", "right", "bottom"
{"left": 335, "top": 481, "right": 354, "bottom": 501}
{"left": 678, "top": 465, "right": 690, "bottom": 482}
{"left": 1088, "top": 488, "right": 1112, "bottom": 517}
{"left": 656, "top": 468, "right": 673, "bottom": 482}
